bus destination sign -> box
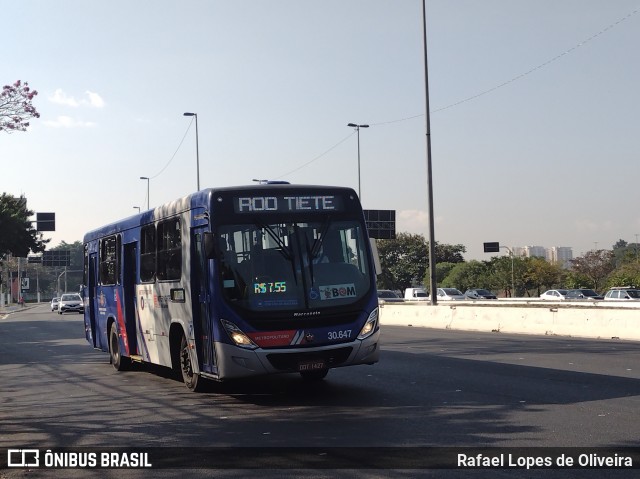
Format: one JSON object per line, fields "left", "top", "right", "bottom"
{"left": 234, "top": 195, "right": 344, "bottom": 213}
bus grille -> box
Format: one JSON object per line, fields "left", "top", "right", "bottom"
{"left": 266, "top": 347, "right": 353, "bottom": 371}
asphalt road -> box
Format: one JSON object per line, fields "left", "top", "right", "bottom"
{"left": 1, "top": 304, "right": 639, "bottom": 479}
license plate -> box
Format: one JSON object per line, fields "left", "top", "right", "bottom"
{"left": 298, "top": 359, "right": 326, "bottom": 372}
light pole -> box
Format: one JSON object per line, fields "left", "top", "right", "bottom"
{"left": 421, "top": 0, "right": 438, "bottom": 305}
{"left": 347, "top": 123, "right": 369, "bottom": 201}
{"left": 133, "top": 206, "right": 141, "bottom": 213}
{"left": 183, "top": 112, "right": 200, "bottom": 190}
{"left": 501, "top": 246, "right": 516, "bottom": 297}
{"left": 140, "top": 177, "right": 149, "bottom": 210}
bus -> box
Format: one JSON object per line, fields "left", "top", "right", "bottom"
{"left": 82, "top": 184, "right": 380, "bottom": 391}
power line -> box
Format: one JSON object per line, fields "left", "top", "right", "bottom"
{"left": 275, "top": 132, "right": 355, "bottom": 179}
{"left": 149, "top": 118, "right": 194, "bottom": 180}
{"left": 138, "top": 119, "right": 194, "bottom": 209}
{"left": 372, "top": 6, "right": 639, "bottom": 123}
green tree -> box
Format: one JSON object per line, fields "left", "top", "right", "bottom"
{"left": 435, "top": 243, "right": 466, "bottom": 263}
{"left": 485, "top": 256, "right": 518, "bottom": 297}
{"left": 521, "top": 256, "right": 565, "bottom": 296}
{"left": 440, "top": 260, "right": 490, "bottom": 292}
{"left": 377, "top": 234, "right": 467, "bottom": 291}
{"left": 428, "top": 262, "right": 458, "bottom": 288}
{"left": 604, "top": 262, "right": 640, "bottom": 289}
{"left": 0, "top": 193, "right": 49, "bottom": 257}
{"left": 376, "top": 233, "right": 428, "bottom": 291}
{"left": 612, "top": 238, "right": 639, "bottom": 267}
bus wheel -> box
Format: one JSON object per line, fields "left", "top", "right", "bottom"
{"left": 179, "top": 334, "right": 201, "bottom": 392}
{"left": 300, "top": 369, "right": 329, "bottom": 381}
{"left": 109, "top": 323, "right": 130, "bottom": 371}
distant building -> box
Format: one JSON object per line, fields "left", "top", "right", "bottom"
{"left": 510, "top": 245, "right": 574, "bottom": 266}
{"left": 511, "top": 246, "right": 545, "bottom": 258}
{"left": 548, "top": 246, "right": 573, "bottom": 266}
{"left": 525, "top": 246, "right": 547, "bottom": 258}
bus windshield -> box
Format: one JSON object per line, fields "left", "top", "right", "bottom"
{"left": 216, "top": 219, "right": 372, "bottom": 313}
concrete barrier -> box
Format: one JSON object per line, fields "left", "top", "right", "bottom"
{"left": 378, "top": 300, "right": 640, "bottom": 341}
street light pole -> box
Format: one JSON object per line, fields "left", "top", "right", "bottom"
{"left": 140, "top": 177, "right": 149, "bottom": 210}
{"left": 500, "top": 246, "right": 516, "bottom": 297}
{"left": 183, "top": 112, "right": 200, "bottom": 190}
{"left": 347, "top": 123, "right": 369, "bottom": 201}
{"left": 421, "top": 0, "right": 438, "bottom": 305}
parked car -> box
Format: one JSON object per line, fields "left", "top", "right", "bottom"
{"left": 464, "top": 288, "right": 497, "bottom": 300}
{"left": 604, "top": 287, "right": 640, "bottom": 301}
{"left": 539, "top": 289, "right": 568, "bottom": 300}
{"left": 565, "top": 288, "right": 604, "bottom": 300}
{"left": 437, "top": 288, "right": 465, "bottom": 300}
{"left": 377, "top": 289, "right": 404, "bottom": 304}
{"left": 50, "top": 297, "right": 60, "bottom": 311}
{"left": 58, "top": 293, "right": 84, "bottom": 314}
{"left": 404, "top": 288, "right": 429, "bottom": 301}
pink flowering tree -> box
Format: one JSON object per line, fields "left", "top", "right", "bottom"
{"left": 0, "top": 80, "right": 40, "bottom": 133}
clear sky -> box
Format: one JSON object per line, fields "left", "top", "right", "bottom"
{"left": 2, "top": 0, "right": 639, "bottom": 260}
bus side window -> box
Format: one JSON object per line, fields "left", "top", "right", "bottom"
{"left": 99, "top": 235, "right": 119, "bottom": 285}
{"left": 157, "top": 218, "right": 182, "bottom": 281}
{"left": 140, "top": 224, "right": 156, "bottom": 282}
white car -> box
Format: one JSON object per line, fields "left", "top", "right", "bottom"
{"left": 540, "top": 289, "right": 568, "bottom": 300}
{"left": 404, "top": 288, "right": 429, "bottom": 301}
{"left": 58, "top": 293, "right": 84, "bottom": 314}
{"left": 437, "top": 288, "right": 465, "bottom": 300}
{"left": 604, "top": 287, "right": 640, "bottom": 301}
{"left": 50, "top": 297, "right": 60, "bottom": 311}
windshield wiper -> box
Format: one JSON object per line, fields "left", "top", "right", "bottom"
{"left": 257, "top": 222, "right": 293, "bottom": 262}
{"left": 309, "top": 216, "right": 331, "bottom": 260}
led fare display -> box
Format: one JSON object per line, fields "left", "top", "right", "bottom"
{"left": 254, "top": 281, "right": 287, "bottom": 294}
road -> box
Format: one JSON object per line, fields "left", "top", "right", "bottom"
{"left": 1, "top": 304, "right": 639, "bottom": 478}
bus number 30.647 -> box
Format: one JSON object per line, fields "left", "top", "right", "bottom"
{"left": 328, "top": 330, "right": 352, "bottom": 340}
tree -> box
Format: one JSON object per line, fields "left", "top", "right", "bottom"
{"left": 485, "top": 256, "right": 517, "bottom": 297}
{"left": 605, "top": 262, "right": 640, "bottom": 289}
{"left": 569, "top": 250, "right": 615, "bottom": 291}
{"left": 521, "top": 256, "right": 565, "bottom": 296}
{"left": 430, "top": 262, "right": 458, "bottom": 288}
{"left": 612, "top": 238, "right": 639, "bottom": 267}
{"left": 0, "top": 193, "right": 49, "bottom": 257}
{"left": 440, "top": 260, "right": 490, "bottom": 292}
{"left": 376, "top": 233, "right": 428, "bottom": 291}
{"left": 434, "top": 243, "right": 466, "bottom": 263}
{"left": 376, "top": 234, "right": 467, "bottom": 291}
{"left": 1, "top": 80, "right": 40, "bottom": 133}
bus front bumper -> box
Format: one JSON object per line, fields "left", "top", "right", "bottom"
{"left": 213, "top": 329, "right": 380, "bottom": 380}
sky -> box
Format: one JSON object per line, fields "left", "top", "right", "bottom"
{"left": 2, "top": 0, "right": 639, "bottom": 261}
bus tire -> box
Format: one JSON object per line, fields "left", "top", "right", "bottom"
{"left": 109, "top": 323, "right": 130, "bottom": 371}
{"left": 300, "top": 369, "right": 329, "bottom": 381}
{"left": 179, "top": 333, "right": 202, "bottom": 392}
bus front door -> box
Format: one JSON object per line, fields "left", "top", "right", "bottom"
{"left": 193, "top": 230, "right": 217, "bottom": 375}
{"left": 87, "top": 252, "right": 98, "bottom": 347}
{"left": 123, "top": 242, "right": 138, "bottom": 356}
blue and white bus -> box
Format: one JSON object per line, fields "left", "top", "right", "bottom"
{"left": 82, "top": 184, "right": 380, "bottom": 391}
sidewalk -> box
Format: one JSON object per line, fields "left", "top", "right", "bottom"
{"left": 0, "top": 303, "right": 37, "bottom": 318}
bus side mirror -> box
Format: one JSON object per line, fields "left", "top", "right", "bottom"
{"left": 203, "top": 233, "right": 216, "bottom": 259}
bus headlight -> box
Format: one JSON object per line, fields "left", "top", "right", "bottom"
{"left": 357, "top": 307, "right": 379, "bottom": 340}
{"left": 221, "top": 319, "right": 258, "bottom": 350}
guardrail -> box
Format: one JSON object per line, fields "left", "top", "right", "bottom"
{"left": 378, "top": 300, "right": 640, "bottom": 341}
